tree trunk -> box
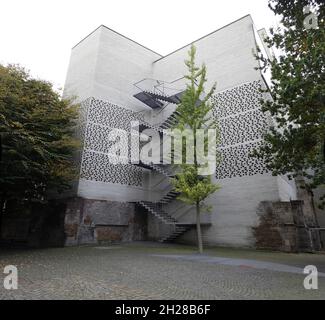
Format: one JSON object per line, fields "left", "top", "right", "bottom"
{"left": 196, "top": 202, "right": 203, "bottom": 254}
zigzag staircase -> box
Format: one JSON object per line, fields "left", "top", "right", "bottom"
{"left": 138, "top": 194, "right": 193, "bottom": 243}
{"left": 136, "top": 159, "right": 195, "bottom": 242}
{"left": 134, "top": 89, "right": 183, "bottom": 109}
{"left": 134, "top": 79, "right": 197, "bottom": 243}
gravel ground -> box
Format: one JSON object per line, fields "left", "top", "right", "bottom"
{"left": 0, "top": 242, "right": 324, "bottom": 300}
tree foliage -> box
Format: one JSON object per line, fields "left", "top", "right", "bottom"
{"left": 254, "top": 0, "right": 325, "bottom": 206}
{"left": 172, "top": 45, "right": 220, "bottom": 253}
{"left": 175, "top": 166, "right": 220, "bottom": 206}
{"left": 0, "top": 64, "right": 79, "bottom": 209}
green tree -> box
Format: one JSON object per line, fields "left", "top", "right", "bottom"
{"left": 254, "top": 0, "right": 325, "bottom": 207}
{"left": 0, "top": 64, "right": 79, "bottom": 233}
{"left": 172, "top": 45, "right": 220, "bottom": 254}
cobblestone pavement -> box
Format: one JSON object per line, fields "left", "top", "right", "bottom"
{"left": 0, "top": 242, "right": 324, "bottom": 300}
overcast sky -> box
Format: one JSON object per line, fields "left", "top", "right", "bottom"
{"left": 0, "top": 0, "right": 278, "bottom": 90}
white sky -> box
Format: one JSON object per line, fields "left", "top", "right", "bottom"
{"left": 0, "top": 0, "right": 278, "bottom": 91}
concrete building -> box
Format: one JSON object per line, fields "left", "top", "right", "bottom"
{"left": 63, "top": 15, "right": 323, "bottom": 251}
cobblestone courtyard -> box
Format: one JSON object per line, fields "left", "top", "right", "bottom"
{"left": 0, "top": 242, "right": 324, "bottom": 300}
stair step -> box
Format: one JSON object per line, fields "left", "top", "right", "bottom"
{"left": 143, "top": 91, "right": 180, "bottom": 104}
{"left": 160, "top": 109, "right": 181, "bottom": 129}
{"left": 139, "top": 196, "right": 192, "bottom": 243}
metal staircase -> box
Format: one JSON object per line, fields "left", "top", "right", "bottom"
{"left": 160, "top": 110, "right": 180, "bottom": 129}
{"left": 138, "top": 197, "right": 194, "bottom": 243}
{"left": 159, "top": 225, "right": 192, "bottom": 243}
{"left": 133, "top": 78, "right": 185, "bottom": 109}
{"left": 159, "top": 189, "right": 179, "bottom": 204}
{"left": 133, "top": 78, "right": 202, "bottom": 243}
{"left": 134, "top": 90, "right": 182, "bottom": 107}
{"left": 137, "top": 163, "right": 194, "bottom": 242}
{"left": 139, "top": 201, "right": 177, "bottom": 224}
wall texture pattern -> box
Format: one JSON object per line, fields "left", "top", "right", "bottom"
{"left": 212, "top": 80, "right": 264, "bottom": 118}
{"left": 216, "top": 141, "right": 269, "bottom": 179}
{"left": 212, "top": 80, "right": 272, "bottom": 179}
{"left": 80, "top": 151, "right": 143, "bottom": 186}
{"left": 79, "top": 98, "right": 146, "bottom": 187}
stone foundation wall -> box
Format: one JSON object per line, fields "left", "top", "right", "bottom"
{"left": 253, "top": 200, "right": 322, "bottom": 252}
{"left": 0, "top": 201, "right": 66, "bottom": 248}
{"left": 64, "top": 198, "right": 147, "bottom": 246}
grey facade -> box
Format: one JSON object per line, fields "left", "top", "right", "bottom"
{"left": 63, "top": 15, "right": 323, "bottom": 250}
